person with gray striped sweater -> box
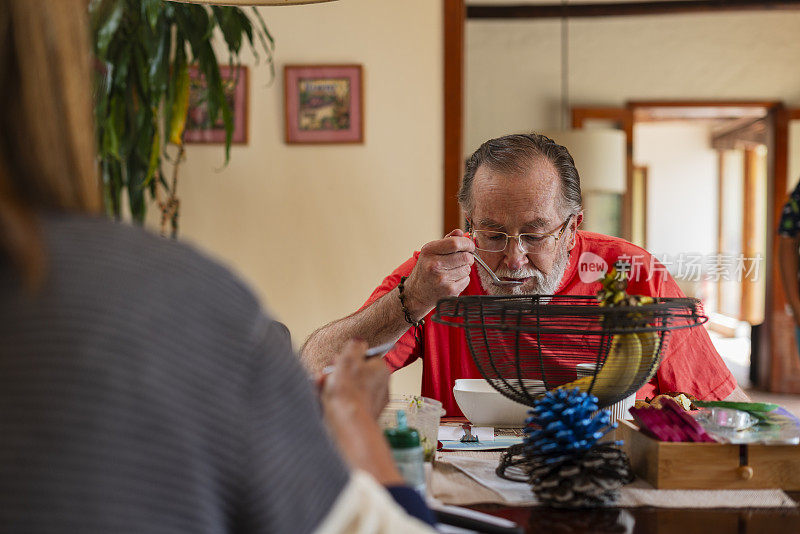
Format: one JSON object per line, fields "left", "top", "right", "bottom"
{"left": 0, "top": 1, "right": 434, "bottom": 532}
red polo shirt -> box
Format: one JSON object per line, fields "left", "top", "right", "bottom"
{"left": 362, "top": 231, "right": 737, "bottom": 416}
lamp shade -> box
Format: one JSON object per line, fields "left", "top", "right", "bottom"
{"left": 541, "top": 129, "right": 626, "bottom": 193}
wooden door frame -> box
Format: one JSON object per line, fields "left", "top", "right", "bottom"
{"left": 711, "top": 116, "right": 770, "bottom": 325}
{"left": 443, "top": 0, "right": 465, "bottom": 233}
{"left": 467, "top": 1, "right": 800, "bottom": 19}
{"left": 763, "top": 104, "right": 797, "bottom": 392}
{"left": 631, "top": 164, "right": 648, "bottom": 249}
{"left": 571, "top": 107, "right": 634, "bottom": 238}
{"left": 741, "top": 147, "right": 762, "bottom": 325}
{"left": 571, "top": 101, "right": 792, "bottom": 392}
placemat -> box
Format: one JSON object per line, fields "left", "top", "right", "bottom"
{"left": 432, "top": 451, "right": 797, "bottom": 509}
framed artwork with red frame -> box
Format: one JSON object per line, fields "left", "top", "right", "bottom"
{"left": 284, "top": 64, "right": 363, "bottom": 144}
{"left": 184, "top": 65, "right": 248, "bottom": 145}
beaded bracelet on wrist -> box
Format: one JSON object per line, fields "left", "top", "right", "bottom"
{"left": 398, "top": 276, "right": 425, "bottom": 327}
{"left": 398, "top": 276, "right": 425, "bottom": 349}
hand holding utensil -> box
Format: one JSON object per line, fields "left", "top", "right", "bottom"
{"left": 401, "top": 230, "right": 475, "bottom": 314}
{"left": 320, "top": 339, "right": 391, "bottom": 419}
{"left": 321, "top": 340, "right": 396, "bottom": 376}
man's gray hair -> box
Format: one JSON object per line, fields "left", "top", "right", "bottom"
{"left": 458, "top": 133, "right": 583, "bottom": 217}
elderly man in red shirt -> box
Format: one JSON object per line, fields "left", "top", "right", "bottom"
{"left": 301, "top": 133, "right": 748, "bottom": 416}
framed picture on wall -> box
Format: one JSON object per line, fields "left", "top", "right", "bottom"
{"left": 184, "top": 65, "right": 248, "bottom": 144}
{"left": 284, "top": 64, "right": 363, "bottom": 144}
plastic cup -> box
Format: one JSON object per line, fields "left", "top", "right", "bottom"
{"left": 379, "top": 395, "right": 443, "bottom": 461}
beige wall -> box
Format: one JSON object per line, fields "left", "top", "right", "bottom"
{"left": 634, "top": 122, "right": 718, "bottom": 259}
{"left": 148, "top": 0, "right": 440, "bottom": 394}
{"left": 466, "top": 12, "right": 800, "bottom": 152}
{"left": 790, "top": 121, "right": 800, "bottom": 192}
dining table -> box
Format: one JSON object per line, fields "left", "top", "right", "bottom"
{"left": 432, "top": 419, "right": 800, "bottom": 534}
{"left": 468, "top": 496, "right": 800, "bottom": 533}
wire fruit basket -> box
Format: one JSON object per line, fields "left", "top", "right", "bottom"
{"left": 432, "top": 294, "right": 707, "bottom": 408}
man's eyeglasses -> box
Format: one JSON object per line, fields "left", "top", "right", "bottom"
{"left": 470, "top": 215, "right": 573, "bottom": 255}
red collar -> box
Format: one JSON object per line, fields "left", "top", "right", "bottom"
{"left": 556, "top": 230, "right": 584, "bottom": 294}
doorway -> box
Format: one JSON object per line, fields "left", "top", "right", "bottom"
{"left": 571, "top": 102, "right": 786, "bottom": 390}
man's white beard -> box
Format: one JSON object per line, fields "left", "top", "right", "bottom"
{"left": 476, "top": 244, "right": 570, "bottom": 296}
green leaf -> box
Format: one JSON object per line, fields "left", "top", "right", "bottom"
{"left": 126, "top": 156, "right": 146, "bottom": 223}
{"left": 119, "top": 86, "right": 138, "bottom": 159}
{"left": 90, "top": 0, "right": 274, "bottom": 226}
{"left": 251, "top": 7, "right": 275, "bottom": 51}
{"left": 163, "top": 33, "right": 185, "bottom": 146}
{"left": 694, "top": 401, "right": 778, "bottom": 413}
{"left": 105, "top": 159, "right": 123, "bottom": 219}
{"left": 168, "top": 55, "right": 190, "bottom": 146}
{"left": 93, "top": 0, "right": 124, "bottom": 59}
{"left": 219, "top": 83, "right": 234, "bottom": 164}
{"left": 103, "top": 95, "right": 125, "bottom": 160}
{"left": 144, "top": 128, "right": 161, "bottom": 187}
{"left": 100, "top": 61, "right": 114, "bottom": 97}
{"left": 131, "top": 42, "right": 151, "bottom": 100}
{"left": 212, "top": 7, "right": 243, "bottom": 57}
{"left": 174, "top": 4, "right": 213, "bottom": 54}
{"left": 237, "top": 10, "right": 256, "bottom": 57}
{"left": 141, "top": 0, "right": 161, "bottom": 32}
{"left": 148, "top": 19, "right": 172, "bottom": 97}
{"left": 110, "top": 43, "right": 131, "bottom": 92}
{"left": 197, "top": 50, "right": 225, "bottom": 149}
{"left": 250, "top": 7, "right": 275, "bottom": 80}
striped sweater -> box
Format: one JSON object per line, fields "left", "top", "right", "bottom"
{"left": 0, "top": 214, "right": 356, "bottom": 533}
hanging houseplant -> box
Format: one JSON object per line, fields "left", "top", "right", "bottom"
{"left": 89, "top": 0, "right": 273, "bottom": 236}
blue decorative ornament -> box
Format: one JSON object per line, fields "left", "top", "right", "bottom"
{"left": 524, "top": 388, "right": 615, "bottom": 462}
{"left": 520, "top": 388, "right": 633, "bottom": 507}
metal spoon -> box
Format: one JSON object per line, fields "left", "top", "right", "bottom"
{"left": 470, "top": 252, "right": 523, "bottom": 286}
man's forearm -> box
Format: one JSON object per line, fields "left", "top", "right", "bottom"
{"left": 300, "top": 287, "right": 432, "bottom": 373}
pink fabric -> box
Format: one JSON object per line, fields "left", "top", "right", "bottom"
{"left": 362, "top": 231, "right": 737, "bottom": 417}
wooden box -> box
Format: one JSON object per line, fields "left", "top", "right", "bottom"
{"left": 617, "top": 419, "right": 800, "bottom": 490}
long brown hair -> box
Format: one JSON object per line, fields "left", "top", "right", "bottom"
{"left": 0, "top": 0, "right": 102, "bottom": 289}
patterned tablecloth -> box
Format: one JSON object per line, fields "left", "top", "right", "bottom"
{"left": 431, "top": 450, "right": 797, "bottom": 509}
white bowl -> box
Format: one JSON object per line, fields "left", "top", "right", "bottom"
{"left": 453, "top": 379, "right": 541, "bottom": 426}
